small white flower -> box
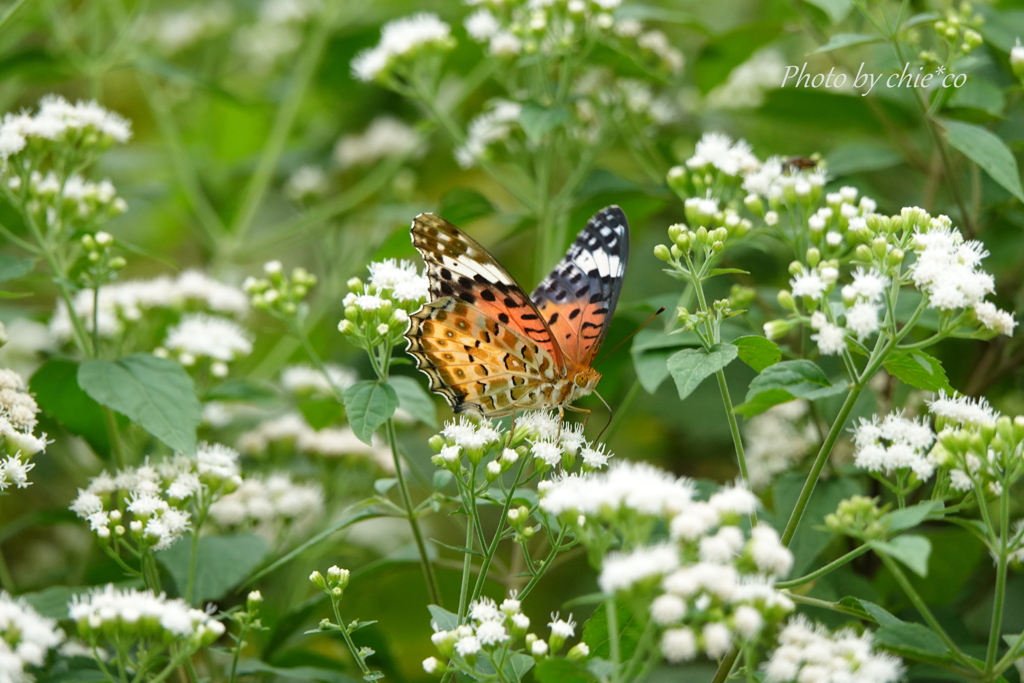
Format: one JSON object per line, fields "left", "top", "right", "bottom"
{"left": 456, "top": 635, "right": 481, "bottom": 656}
{"left": 844, "top": 302, "right": 879, "bottom": 339}
{"left": 660, "top": 627, "right": 697, "bottom": 663}
{"left": 164, "top": 314, "right": 253, "bottom": 362}
{"left": 811, "top": 323, "right": 846, "bottom": 355}
{"left": 650, "top": 594, "right": 686, "bottom": 625}
{"left": 927, "top": 391, "right": 998, "bottom": 427}
{"left": 790, "top": 273, "right": 827, "bottom": 300}
{"left": 532, "top": 440, "right": 562, "bottom": 466}
{"left": 702, "top": 622, "right": 732, "bottom": 658}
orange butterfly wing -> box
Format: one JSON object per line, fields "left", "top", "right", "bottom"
{"left": 405, "top": 213, "right": 567, "bottom": 416}
{"left": 531, "top": 206, "right": 629, "bottom": 367}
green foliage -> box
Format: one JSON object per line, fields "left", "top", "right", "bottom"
{"left": 77, "top": 354, "right": 201, "bottom": 454}
{"left": 341, "top": 381, "right": 398, "bottom": 445}
{"left": 157, "top": 534, "right": 267, "bottom": 602}
{"left": 666, "top": 343, "right": 737, "bottom": 401}
{"left": 941, "top": 119, "right": 1024, "bottom": 202}
{"left": 735, "top": 360, "right": 847, "bottom": 417}
{"left": 31, "top": 359, "right": 110, "bottom": 456}
{"left": 882, "top": 350, "right": 953, "bottom": 393}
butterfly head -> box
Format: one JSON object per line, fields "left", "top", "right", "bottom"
{"left": 572, "top": 367, "right": 601, "bottom": 397}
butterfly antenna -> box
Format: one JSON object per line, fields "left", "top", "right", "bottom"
{"left": 594, "top": 390, "right": 614, "bottom": 442}
{"left": 594, "top": 307, "right": 666, "bottom": 368}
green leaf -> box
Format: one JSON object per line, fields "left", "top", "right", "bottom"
{"left": 504, "top": 653, "right": 536, "bottom": 683}
{"left": 859, "top": 600, "right": 952, "bottom": 661}
{"left": 946, "top": 78, "right": 1006, "bottom": 118}
{"left": 31, "top": 359, "right": 110, "bottom": 457}
{"left": 773, "top": 474, "right": 863, "bottom": 577}
{"left": 22, "top": 585, "right": 89, "bottom": 620}
{"left": 583, "top": 602, "right": 647, "bottom": 661}
{"left": 0, "top": 254, "right": 34, "bottom": 282}
{"left": 387, "top": 375, "right": 438, "bottom": 428}
{"left": 438, "top": 187, "right": 496, "bottom": 226}
{"left": 696, "top": 23, "right": 784, "bottom": 93}
{"left": 157, "top": 533, "right": 267, "bottom": 602}
{"left": 428, "top": 604, "right": 460, "bottom": 631}
{"left": 534, "top": 658, "right": 596, "bottom": 683}
{"left": 341, "top": 380, "right": 398, "bottom": 445}
{"left": 667, "top": 343, "right": 738, "bottom": 401}
{"left": 812, "top": 32, "right": 881, "bottom": 53}
{"left": 941, "top": 119, "right": 1024, "bottom": 202}
{"left": 883, "top": 349, "right": 952, "bottom": 393}
{"left": 77, "top": 353, "right": 201, "bottom": 455}
{"left": 735, "top": 360, "right": 847, "bottom": 417}
{"left": 519, "top": 103, "right": 570, "bottom": 142}
{"left": 803, "top": 0, "right": 853, "bottom": 22}
{"left": 298, "top": 398, "right": 344, "bottom": 431}
{"left": 826, "top": 143, "right": 903, "bottom": 176}
{"left": 733, "top": 336, "right": 781, "bottom": 372}
{"left": 203, "top": 378, "right": 278, "bottom": 403}
{"left": 882, "top": 500, "right": 944, "bottom": 533}
{"left": 233, "top": 660, "right": 360, "bottom": 683}
{"left": 872, "top": 534, "right": 932, "bottom": 578}
{"left": 373, "top": 478, "right": 397, "bottom": 496}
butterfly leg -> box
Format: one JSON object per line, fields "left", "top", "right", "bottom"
{"left": 564, "top": 404, "right": 592, "bottom": 430}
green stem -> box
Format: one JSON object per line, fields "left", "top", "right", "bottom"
{"left": 228, "top": 621, "right": 249, "bottom": 683}
{"left": 223, "top": 12, "right": 333, "bottom": 258}
{"left": 385, "top": 419, "right": 442, "bottom": 606}
{"left": 879, "top": 554, "right": 978, "bottom": 671}
{"left": 606, "top": 595, "right": 622, "bottom": 683}
{"left": 471, "top": 456, "right": 530, "bottom": 602}
{"left": 621, "top": 617, "right": 657, "bottom": 683}
{"left": 0, "top": 0, "right": 30, "bottom": 32}
{"left": 458, "top": 516, "right": 475, "bottom": 620}
{"left": 985, "top": 483, "right": 1011, "bottom": 671}
{"left": 517, "top": 527, "right": 567, "bottom": 600}
{"left": 331, "top": 599, "right": 374, "bottom": 677}
{"left": 775, "top": 544, "right": 871, "bottom": 588}
{"left": 0, "top": 544, "right": 15, "bottom": 593}
{"left": 185, "top": 494, "right": 210, "bottom": 605}
{"left": 780, "top": 384, "right": 862, "bottom": 546}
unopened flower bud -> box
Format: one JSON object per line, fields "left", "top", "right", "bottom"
{"left": 309, "top": 571, "right": 327, "bottom": 590}
{"left": 806, "top": 247, "right": 820, "bottom": 267}
{"left": 654, "top": 244, "right": 672, "bottom": 261}
{"left": 1013, "top": 39, "right": 1024, "bottom": 78}
{"left": 247, "top": 591, "right": 263, "bottom": 611}
{"left": 764, "top": 319, "right": 793, "bottom": 340}
{"left": 777, "top": 290, "right": 796, "bottom": 311}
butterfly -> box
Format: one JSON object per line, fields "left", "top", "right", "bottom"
{"left": 405, "top": 206, "right": 629, "bottom": 419}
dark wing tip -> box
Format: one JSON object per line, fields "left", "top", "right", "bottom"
{"left": 595, "top": 205, "right": 627, "bottom": 226}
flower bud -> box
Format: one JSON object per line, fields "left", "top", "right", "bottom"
{"left": 247, "top": 591, "right": 263, "bottom": 611}
{"left": 328, "top": 565, "right": 350, "bottom": 589}
{"left": 347, "top": 277, "right": 363, "bottom": 292}
{"left": 567, "top": 642, "right": 590, "bottom": 661}
{"left": 1013, "top": 39, "right": 1024, "bottom": 79}
{"left": 763, "top": 319, "right": 793, "bottom": 340}
{"left": 854, "top": 245, "right": 873, "bottom": 261}
{"left": 670, "top": 244, "right": 683, "bottom": 259}
{"left": 428, "top": 434, "right": 446, "bottom": 452}
{"left": 806, "top": 247, "right": 820, "bottom": 267}
{"left": 666, "top": 166, "right": 687, "bottom": 194}
{"left": 309, "top": 571, "right": 327, "bottom": 590}
{"left": 654, "top": 244, "right": 672, "bottom": 262}
{"left": 744, "top": 194, "right": 764, "bottom": 216}
{"left": 777, "top": 290, "right": 796, "bottom": 311}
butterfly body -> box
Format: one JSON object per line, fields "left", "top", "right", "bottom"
{"left": 405, "top": 207, "right": 628, "bottom": 417}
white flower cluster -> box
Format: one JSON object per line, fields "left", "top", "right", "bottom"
{"left": 334, "top": 117, "right": 420, "bottom": 170}
{"left": 706, "top": 49, "right": 786, "bottom": 110}
{"left": 426, "top": 596, "right": 585, "bottom": 675}
{"left": 455, "top": 100, "right": 522, "bottom": 169}
{"left": 0, "top": 591, "right": 64, "bottom": 682}
{"left": 908, "top": 211, "right": 1015, "bottom": 334}
{"left": 686, "top": 133, "right": 760, "bottom": 178}
{"left": 137, "top": 1, "right": 234, "bottom": 54}
{"left": 462, "top": 0, "right": 681, "bottom": 73}
{"left": 208, "top": 472, "right": 324, "bottom": 537}
{"left": 351, "top": 13, "right": 455, "bottom": 82}
{"left": 543, "top": 463, "right": 793, "bottom": 664}
{"left": 853, "top": 412, "right": 936, "bottom": 480}
{"left": 539, "top": 460, "right": 691, "bottom": 520}
{"left": 283, "top": 165, "right": 328, "bottom": 202}
{"left": 158, "top": 313, "right": 253, "bottom": 376}
{"left": 12, "top": 171, "right": 127, "bottom": 219}
{"left": 236, "top": 412, "right": 395, "bottom": 472}
{"left": 50, "top": 269, "right": 248, "bottom": 342}
{"left": 925, "top": 392, "right": 1022, "bottom": 495}
{"left": 339, "top": 259, "right": 428, "bottom": 348}
{"left": 743, "top": 401, "right": 815, "bottom": 490}
{"left": 764, "top": 616, "right": 902, "bottom": 683}
{"left": 281, "top": 364, "right": 358, "bottom": 396}
{"left": 0, "top": 368, "right": 48, "bottom": 492}
{"left": 69, "top": 585, "right": 225, "bottom": 648}
{"left": 69, "top": 444, "right": 241, "bottom": 551}
{"left": 0, "top": 94, "right": 130, "bottom": 161}
{"left": 858, "top": 393, "right": 1024, "bottom": 498}
{"left": 431, "top": 412, "right": 611, "bottom": 481}
{"left": 233, "top": 0, "right": 322, "bottom": 70}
